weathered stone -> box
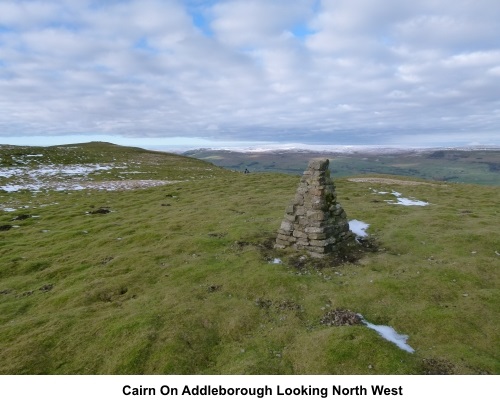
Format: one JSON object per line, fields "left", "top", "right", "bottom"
{"left": 292, "top": 230, "right": 308, "bottom": 238}
{"left": 278, "top": 229, "right": 292, "bottom": 236}
{"left": 308, "top": 232, "right": 326, "bottom": 240}
{"left": 309, "top": 239, "right": 330, "bottom": 247}
{"left": 305, "top": 226, "right": 323, "bottom": 234}
{"left": 306, "top": 211, "right": 327, "bottom": 221}
{"left": 295, "top": 206, "right": 306, "bottom": 216}
{"left": 275, "top": 157, "right": 354, "bottom": 257}
{"left": 308, "top": 158, "right": 329, "bottom": 171}
{"left": 295, "top": 238, "right": 310, "bottom": 246}
{"left": 280, "top": 220, "right": 294, "bottom": 232}
{"left": 277, "top": 234, "right": 295, "bottom": 243}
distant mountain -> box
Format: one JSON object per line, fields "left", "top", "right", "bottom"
{"left": 183, "top": 147, "right": 500, "bottom": 185}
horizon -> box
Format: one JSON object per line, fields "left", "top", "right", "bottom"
{"left": 1, "top": 137, "right": 499, "bottom": 154}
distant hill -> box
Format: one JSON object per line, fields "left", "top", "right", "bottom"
{"left": 183, "top": 147, "right": 500, "bottom": 186}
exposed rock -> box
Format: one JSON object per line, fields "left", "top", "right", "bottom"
{"left": 90, "top": 207, "right": 111, "bottom": 214}
{"left": 275, "top": 158, "right": 355, "bottom": 257}
{"left": 11, "top": 214, "right": 32, "bottom": 221}
{"left": 39, "top": 284, "right": 54, "bottom": 292}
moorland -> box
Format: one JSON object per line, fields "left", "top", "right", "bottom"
{"left": 0, "top": 142, "right": 498, "bottom": 374}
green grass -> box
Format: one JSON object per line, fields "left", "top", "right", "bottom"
{"left": 0, "top": 143, "right": 499, "bottom": 374}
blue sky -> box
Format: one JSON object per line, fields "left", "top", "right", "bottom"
{"left": 0, "top": 0, "right": 499, "bottom": 149}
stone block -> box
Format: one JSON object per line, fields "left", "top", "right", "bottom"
{"left": 295, "top": 207, "right": 306, "bottom": 216}
{"left": 278, "top": 229, "right": 292, "bottom": 236}
{"left": 293, "top": 230, "right": 308, "bottom": 238}
{"left": 306, "top": 211, "right": 327, "bottom": 221}
{"left": 308, "top": 232, "right": 326, "bottom": 240}
{"left": 305, "top": 226, "right": 323, "bottom": 233}
{"left": 280, "top": 220, "right": 294, "bottom": 232}
{"left": 307, "top": 158, "right": 329, "bottom": 171}
{"left": 309, "top": 239, "right": 329, "bottom": 247}
{"left": 277, "top": 234, "right": 295, "bottom": 243}
{"left": 295, "top": 238, "right": 310, "bottom": 246}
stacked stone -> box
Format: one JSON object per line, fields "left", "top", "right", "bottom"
{"left": 274, "top": 158, "right": 354, "bottom": 258}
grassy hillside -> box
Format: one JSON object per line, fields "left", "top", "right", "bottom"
{"left": 184, "top": 148, "right": 500, "bottom": 186}
{"left": 1, "top": 143, "right": 499, "bottom": 374}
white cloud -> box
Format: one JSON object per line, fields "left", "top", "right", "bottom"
{"left": 0, "top": 0, "right": 499, "bottom": 146}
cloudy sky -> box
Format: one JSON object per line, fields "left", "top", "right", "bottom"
{"left": 1, "top": 0, "right": 499, "bottom": 149}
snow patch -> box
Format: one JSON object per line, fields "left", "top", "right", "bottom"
{"left": 391, "top": 197, "right": 429, "bottom": 206}
{"left": 349, "top": 220, "right": 369, "bottom": 238}
{"left": 359, "top": 315, "right": 415, "bottom": 353}
{"left": 371, "top": 188, "right": 429, "bottom": 206}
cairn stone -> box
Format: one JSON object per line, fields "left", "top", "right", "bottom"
{"left": 274, "top": 158, "right": 354, "bottom": 258}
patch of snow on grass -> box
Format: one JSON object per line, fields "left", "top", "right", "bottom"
{"left": 391, "top": 197, "right": 429, "bottom": 206}
{"left": 371, "top": 188, "right": 429, "bottom": 206}
{"left": 0, "top": 163, "right": 170, "bottom": 192}
{"left": 349, "top": 220, "right": 369, "bottom": 238}
{"left": 359, "top": 315, "right": 415, "bottom": 353}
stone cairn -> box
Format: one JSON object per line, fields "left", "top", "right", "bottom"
{"left": 274, "top": 158, "right": 354, "bottom": 258}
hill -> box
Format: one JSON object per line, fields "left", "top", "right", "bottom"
{"left": 1, "top": 142, "right": 499, "bottom": 374}
{"left": 183, "top": 147, "right": 500, "bottom": 186}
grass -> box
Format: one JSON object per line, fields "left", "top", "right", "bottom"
{"left": 0, "top": 142, "right": 499, "bottom": 374}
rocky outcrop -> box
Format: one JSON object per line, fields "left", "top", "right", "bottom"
{"left": 274, "top": 158, "right": 354, "bottom": 258}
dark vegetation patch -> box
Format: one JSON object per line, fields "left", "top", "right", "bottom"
{"left": 320, "top": 308, "right": 363, "bottom": 326}
{"left": 207, "top": 285, "right": 221, "bottom": 293}
{"left": 253, "top": 234, "right": 380, "bottom": 274}
{"left": 86, "top": 285, "right": 130, "bottom": 304}
{"left": 0, "top": 224, "right": 13, "bottom": 231}
{"left": 89, "top": 207, "right": 111, "bottom": 214}
{"left": 228, "top": 208, "right": 245, "bottom": 214}
{"left": 427, "top": 151, "right": 446, "bottom": 159}
{"left": 487, "top": 162, "right": 500, "bottom": 172}
{"left": 39, "top": 284, "right": 54, "bottom": 292}
{"left": 255, "top": 298, "right": 303, "bottom": 312}
{"left": 421, "top": 358, "right": 455, "bottom": 375}
{"left": 11, "top": 214, "right": 32, "bottom": 221}
{"left": 207, "top": 232, "right": 227, "bottom": 238}
{"left": 100, "top": 256, "right": 114, "bottom": 265}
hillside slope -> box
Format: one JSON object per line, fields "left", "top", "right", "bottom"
{"left": 1, "top": 143, "right": 499, "bottom": 374}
